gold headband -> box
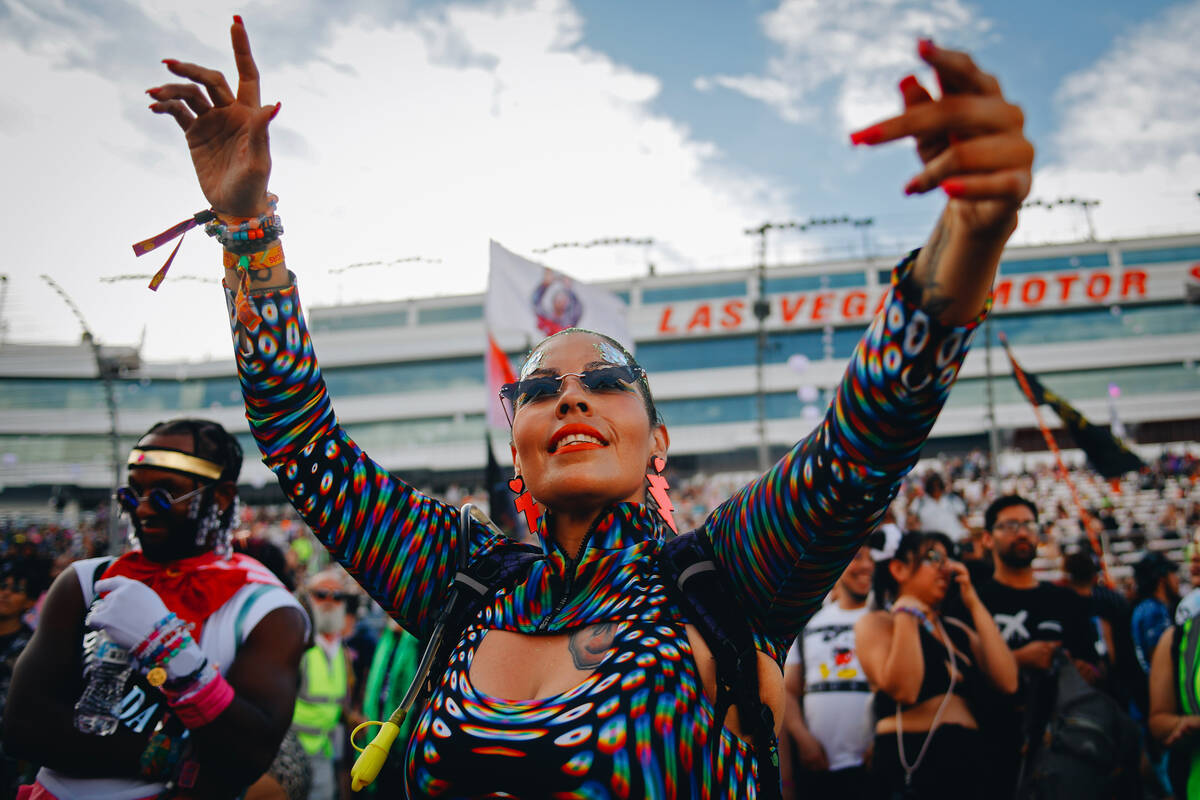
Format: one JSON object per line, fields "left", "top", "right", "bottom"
{"left": 128, "top": 449, "right": 224, "bottom": 481}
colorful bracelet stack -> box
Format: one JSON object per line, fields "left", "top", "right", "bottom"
{"left": 204, "top": 193, "right": 283, "bottom": 254}
{"left": 131, "top": 611, "right": 234, "bottom": 728}
{"left": 131, "top": 613, "right": 194, "bottom": 687}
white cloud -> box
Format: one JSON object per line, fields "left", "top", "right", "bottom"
{"left": 696, "top": 0, "right": 990, "bottom": 132}
{"left": 1016, "top": 0, "right": 1200, "bottom": 244}
{"left": 2, "top": 0, "right": 788, "bottom": 360}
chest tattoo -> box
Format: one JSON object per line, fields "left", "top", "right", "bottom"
{"left": 567, "top": 622, "right": 616, "bottom": 670}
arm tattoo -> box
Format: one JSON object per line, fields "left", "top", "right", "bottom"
{"left": 567, "top": 622, "right": 616, "bottom": 670}
{"left": 913, "top": 218, "right": 955, "bottom": 318}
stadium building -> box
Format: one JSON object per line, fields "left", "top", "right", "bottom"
{"left": 2, "top": 231, "right": 1198, "bottom": 513}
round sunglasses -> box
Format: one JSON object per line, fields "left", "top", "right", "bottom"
{"left": 115, "top": 484, "right": 209, "bottom": 514}
{"left": 498, "top": 365, "right": 644, "bottom": 425}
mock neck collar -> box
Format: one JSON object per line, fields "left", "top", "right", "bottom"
{"left": 537, "top": 502, "right": 666, "bottom": 559}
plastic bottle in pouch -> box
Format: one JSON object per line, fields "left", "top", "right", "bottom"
{"left": 74, "top": 629, "right": 133, "bottom": 735}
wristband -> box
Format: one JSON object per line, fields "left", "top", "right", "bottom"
{"left": 167, "top": 672, "right": 235, "bottom": 729}
{"left": 223, "top": 241, "right": 285, "bottom": 271}
{"left": 894, "top": 606, "right": 930, "bottom": 629}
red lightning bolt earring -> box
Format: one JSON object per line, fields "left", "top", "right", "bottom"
{"left": 509, "top": 475, "right": 542, "bottom": 536}
{"left": 646, "top": 456, "right": 677, "bottom": 535}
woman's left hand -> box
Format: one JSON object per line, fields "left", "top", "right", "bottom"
{"left": 946, "top": 559, "right": 980, "bottom": 610}
{"left": 850, "top": 39, "right": 1034, "bottom": 239}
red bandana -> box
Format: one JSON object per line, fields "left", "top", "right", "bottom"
{"left": 106, "top": 551, "right": 282, "bottom": 639}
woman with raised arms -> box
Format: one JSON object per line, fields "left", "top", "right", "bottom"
{"left": 146, "top": 17, "right": 1032, "bottom": 798}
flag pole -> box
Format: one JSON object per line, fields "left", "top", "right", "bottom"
{"left": 1000, "top": 333, "right": 1113, "bottom": 587}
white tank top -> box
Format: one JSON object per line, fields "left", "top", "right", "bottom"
{"left": 38, "top": 557, "right": 308, "bottom": 800}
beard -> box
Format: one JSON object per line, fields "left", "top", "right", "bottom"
{"left": 131, "top": 514, "right": 205, "bottom": 563}
{"left": 998, "top": 541, "right": 1036, "bottom": 569}
{"left": 311, "top": 604, "right": 346, "bottom": 636}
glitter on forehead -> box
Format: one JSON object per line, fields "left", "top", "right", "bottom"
{"left": 593, "top": 341, "right": 630, "bottom": 366}
{"left": 519, "top": 349, "right": 545, "bottom": 379}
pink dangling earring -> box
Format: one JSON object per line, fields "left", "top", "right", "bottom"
{"left": 646, "top": 456, "right": 678, "bottom": 535}
{"left": 509, "top": 475, "right": 542, "bottom": 536}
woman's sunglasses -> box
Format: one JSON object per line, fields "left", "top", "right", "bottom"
{"left": 498, "top": 365, "right": 644, "bottom": 425}
{"left": 115, "top": 484, "right": 208, "bottom": 514}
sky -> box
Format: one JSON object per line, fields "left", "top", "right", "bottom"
{"left": 2, "top": 0, "right": 1198, "bottom": 362}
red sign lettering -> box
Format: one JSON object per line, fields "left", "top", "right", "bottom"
{"left": 781, "top": 296, "right": 806, "bottom": 323}
{"left": 1120, "top": 269, "right": 1147, "bottom": 298}
{"left": 1055, "top": 273, "right": 1078, "bottom": 301}
{"left": 811, "top": 292, "right": 833, "bottom": 321}
{"left": 686, "top": 304, "right": 712, "bottom": 332}
{"left": 1021, "top": 278, "right": 1046, "bottom": 305}
{"left": 992, "top": 280, "right": 1013, "bottom": 308}
{"left": 720, "top": 300, "right": 744, "bottom": 329}
{"left": 1086, "top": 272, "right": 1111, "bottom": 300}
{"left": 657, "top": 307, "right": 677, "bottom": 334}
{"left": 842, "top": 291, "right": 868, "bottom": 320}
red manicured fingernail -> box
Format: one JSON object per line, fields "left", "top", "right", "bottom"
{"left": 233, "top": 15, "right": 244, "bottom": 25}
{"left": 145, "top": 87, "right": 160, "bottom": 96}
{"left": 849, "top": 124, "right": 883, "bottom": 146}
{"left": 941, "top": 179, "right": 966, "bottom": 198}
{"left": 904, "top": 178, "right": 922, "bottom": 196}
{"left": 918, "top": 38, "right": 936, "bottom": 58}
{"left": 269, "top": 101, "right": 281, "bottom": 120}
{"left": 899, "top": 75, "right": 919, "bottom": 93}
{"left": 162, "top": 58, "right": 178, "bottom": 66}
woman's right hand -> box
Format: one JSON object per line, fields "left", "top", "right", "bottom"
{"left": 148, "top": 17, "right": 277, "bottom": 218}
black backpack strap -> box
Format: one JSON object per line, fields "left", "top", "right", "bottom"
{"left": 659, "top": 531, "right": 781, "bottom": 800}
{"left": 397, "top": 505, "right": 541, "bottom": 728}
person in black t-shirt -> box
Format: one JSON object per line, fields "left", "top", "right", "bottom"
{"left": 973, "top": 495, "right": 1102, "bottom": 798}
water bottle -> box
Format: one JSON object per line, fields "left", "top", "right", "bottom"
{"left": 74, "top": 629, "right": 133, "bottom": 735}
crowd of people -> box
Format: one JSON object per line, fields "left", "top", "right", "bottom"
{"left": 1, "top": 449, "right": 1197, "bottom": 797}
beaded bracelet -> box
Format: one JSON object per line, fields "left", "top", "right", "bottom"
{"left": 204, "top": 194, "right": 282, "bottom": 254}
{"left": 132, "top": 613, "right": 179, "bottom": 660}
{"left": 893, "top": 605, "right": 931, "bottom": 630}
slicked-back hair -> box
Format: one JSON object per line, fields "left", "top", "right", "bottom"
{"left": 526, "top": 328, "right": 662, "bottom": 428}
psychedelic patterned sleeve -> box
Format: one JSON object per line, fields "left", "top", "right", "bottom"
{"left": 226, "top": 280, "right": 500, "bottom": 639}
{"left": 702, "top": 250, "right": 987, "bottom": 659}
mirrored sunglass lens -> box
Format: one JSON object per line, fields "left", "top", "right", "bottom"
{"left": 516, "top": 376, "right": 562, "bottom": 405}
{"left": 116, "top": 487, "right": 140, "bottom": 511}
{"left": 582, "top": 366, "right": 634, "bottom": 390}
{"left": 148, "top": 488, "right": 178, "bottom": 512}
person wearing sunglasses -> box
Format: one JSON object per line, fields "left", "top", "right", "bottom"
{"left": 295, "top": 569, "right": 360, "bottom": 800}
{"left": 5, "top": 419, "right": 310, "bottom": 799}
{"left": 856, "top": 531, "right": 1016, "bottom": 799}
{"left": 147, "top": 16, "right": 1031, "bottom": 797}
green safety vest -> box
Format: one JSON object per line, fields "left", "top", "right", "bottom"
{"left": 293, "top": 643, "right": 348, "bottom": 758}
{"left": 1176, "top": 618, "right": 1200, "bottom": 798}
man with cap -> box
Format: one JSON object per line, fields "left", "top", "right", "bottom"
{"left": 5, "top": 418, "right": 310, "bottom": 798}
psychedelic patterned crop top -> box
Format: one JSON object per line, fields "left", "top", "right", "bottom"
{"left": 226, "top": 250, "right": 985, "bottom": 797}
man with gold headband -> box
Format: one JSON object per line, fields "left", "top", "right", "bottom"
{"left": 5, "top": 418, "right": 310, "bottom": 799}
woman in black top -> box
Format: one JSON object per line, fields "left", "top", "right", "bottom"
{"left": 856, "top": 531, "right": 1016, "bottom": 799}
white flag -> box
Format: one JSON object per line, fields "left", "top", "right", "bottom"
{"left": 485, "top": 240, "right": 633, "bottom": 427}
